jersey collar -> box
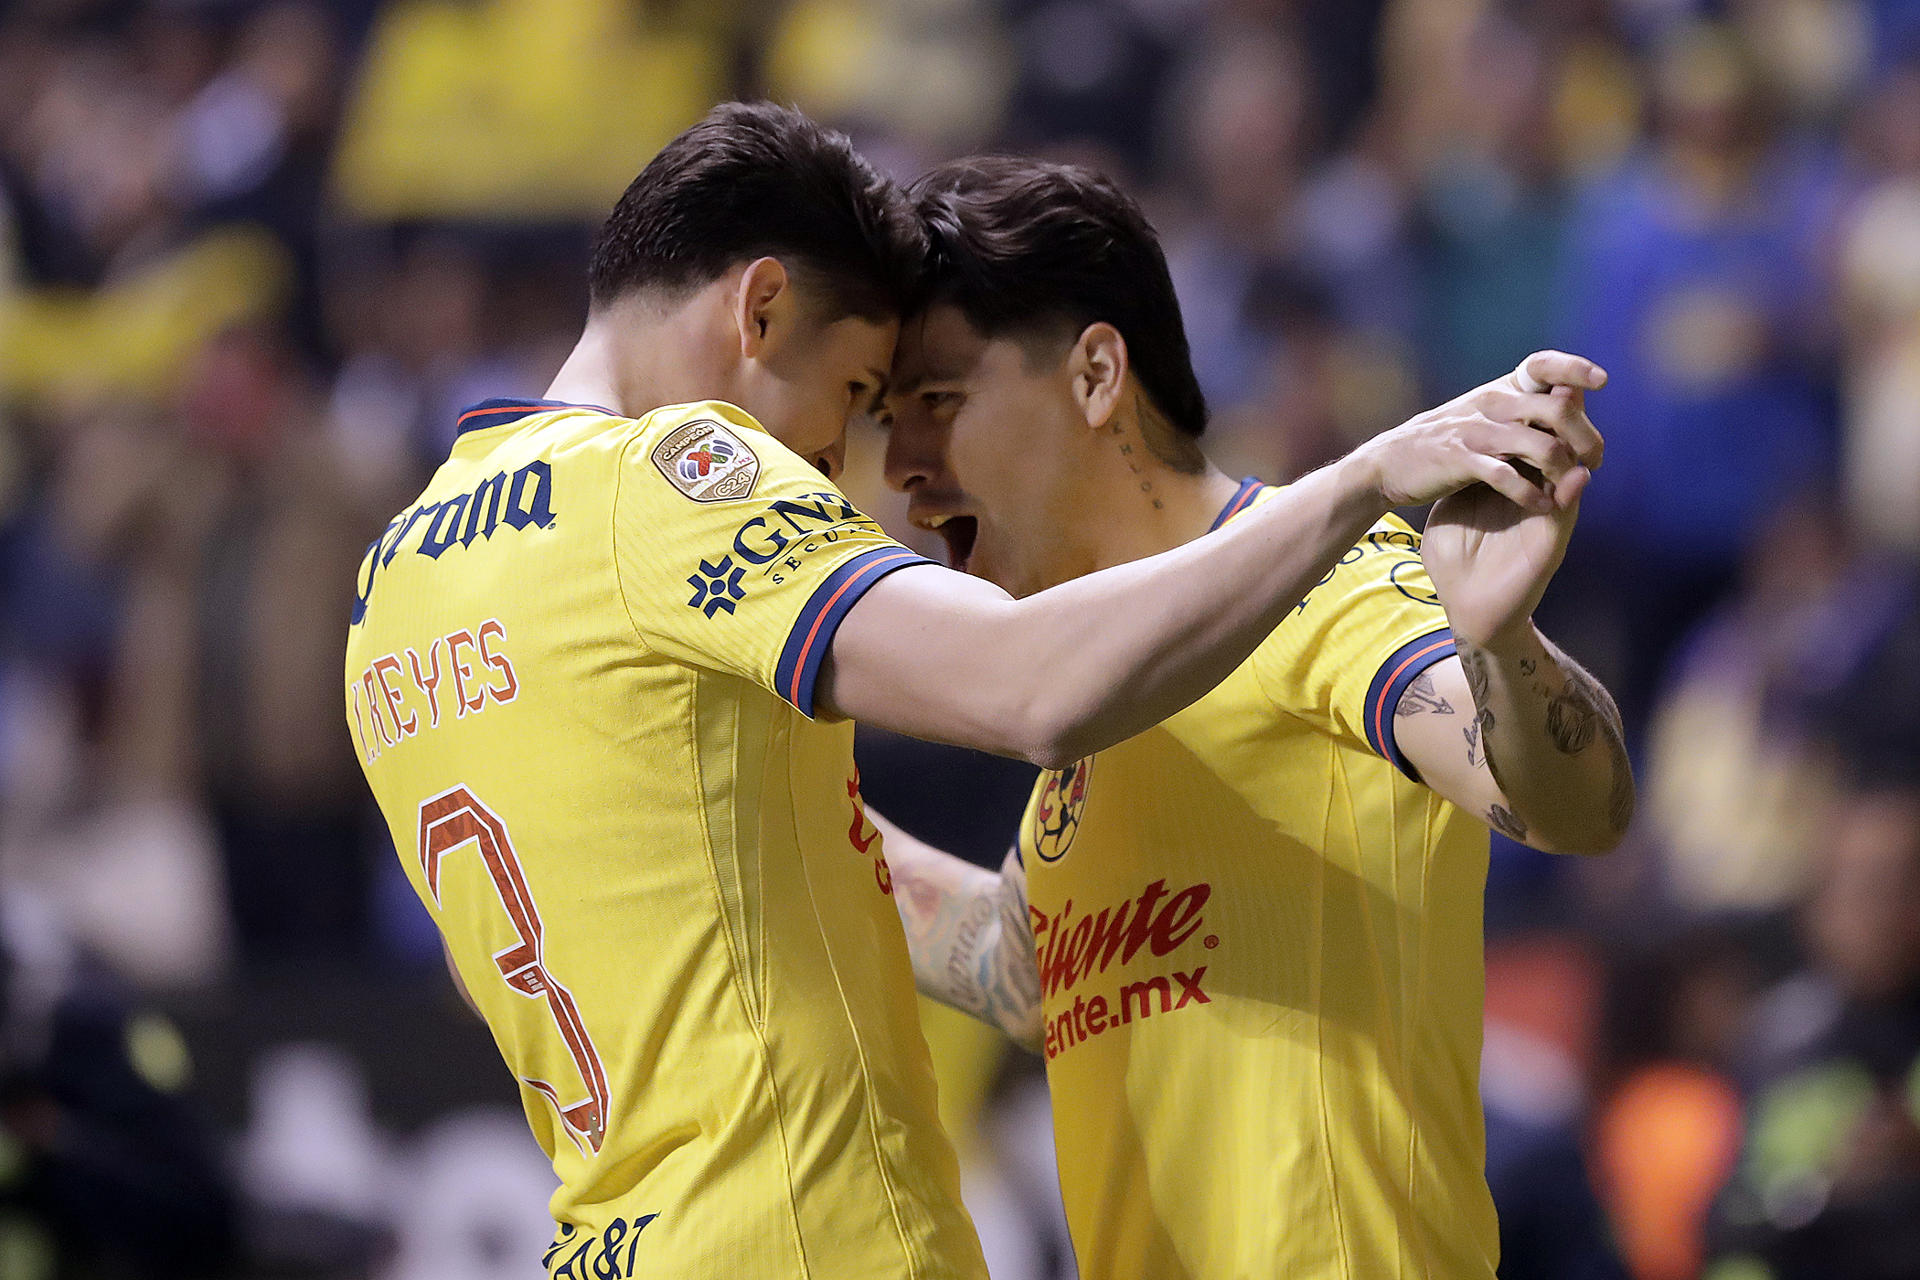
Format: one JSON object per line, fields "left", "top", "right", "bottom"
{"left": 454, "top": 398, "right": 608, "bottom": 437}
{"left": 1208, "top": 477, "right": 1267, "bottom": 531}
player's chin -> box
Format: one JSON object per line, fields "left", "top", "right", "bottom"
{"left": 967, "top": 540, "right": 1022, "bottom": 596}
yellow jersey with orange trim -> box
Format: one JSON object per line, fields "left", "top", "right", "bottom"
{"left": 1018, "top": 478, "right": 1494, "bottom": 1280}
{"left": 344, "top": 398, "right": 986, "bottom": 1280}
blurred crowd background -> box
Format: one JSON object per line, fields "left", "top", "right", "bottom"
{"left": 1, "top": 0, "right": 1918, "bottom": 1276}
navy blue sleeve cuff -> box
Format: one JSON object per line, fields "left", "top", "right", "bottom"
{"left": 1362, "top": 628, "right": 1458, "bottom": 784}
{"left": 775, "top": 548, "right": 936, "bottom": 717}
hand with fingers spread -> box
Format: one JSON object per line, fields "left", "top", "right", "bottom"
{"left": 1350, "top": 349, "right": 1607, "bottom": 517}
{"left": 1417, "top": 350, "right": 1609, "bottom": 648}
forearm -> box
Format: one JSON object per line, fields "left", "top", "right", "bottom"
{"left": 1457, "top": 629, "right": 1634, "bottom": 854}
{"left": 824, "top": 454, "right": 1386, "bottom": 765}
{"left": 876, "top": 813, "right": 1043, "bottom": 1050}
{"left": 1004, "top": 457, "right": 1386, "bottom": 764}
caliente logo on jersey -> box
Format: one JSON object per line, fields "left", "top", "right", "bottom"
{"left": 652, "top": 419, "right": 759, "bottom": 503}
{"left": 1030, "top": 876, "right": 1217, "bottom": 1059}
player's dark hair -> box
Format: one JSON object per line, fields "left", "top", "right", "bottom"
{"left": 589, "top": 102, "right": 925, "bottom": 322}
{"left": 912, "top": 156, "right": 1210, "bottom": 445}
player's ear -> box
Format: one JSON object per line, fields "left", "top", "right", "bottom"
{"left": 734, "top": 257, "right": 791, "bottom": 359}
{"left": 1069, "top": 322, "right": 1128, "bottom": 431}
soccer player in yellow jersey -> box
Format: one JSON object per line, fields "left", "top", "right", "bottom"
{"left": 346, "top": 107, "right": 1601, "bottom": 1279}
{"left": 877, "top": 157, "right": 1636, "bottom": 1280}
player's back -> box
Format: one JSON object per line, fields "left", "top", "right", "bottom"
{"left": 345, "top": 399, "right": 984, "bottom": 1279}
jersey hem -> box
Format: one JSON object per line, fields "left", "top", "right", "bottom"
{"left": 1362, "top": 628, "right": 1458, "bottom": 783}
{"left": 774, "top": 549, "right": 936, "bottom": 716}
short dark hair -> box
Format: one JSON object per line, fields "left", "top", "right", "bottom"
{"left": 589, "top": 102, "right": 925, "bottom": 322}
{"left": 911, "top": 156, "right": 1209, "bottom": 440}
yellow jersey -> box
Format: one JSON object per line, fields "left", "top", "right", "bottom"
{"left": 1019, "top": 479, "right": 1493, "bottom": 1280}
{"left": 345, "top": 398, "right": 986, "bottom": 1280}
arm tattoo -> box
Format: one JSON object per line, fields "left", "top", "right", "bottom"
{"left": 1545, "top": 683, "right": 1601, "bottom": 754}
{"left": 1459, "top": 644, "right": 1494, "bottom": 731}
{"left": 1396, "top": 670, "right": 1455, "bottom": 717}
{"left": 896, "top": 850, "right": 1042, "bottom": 1046}
{"left": 1487, "top": 803, "right": 1529, "bottom": 841}
{"left": 940, "top": 894, "right": 997, "bottom": 1009}
{"left": 1457, "top": 642, "right": 1502, "bottom": 784}
{"left": 1456, "top": 636, "right": 1635, "bottom": 839}
{"left": 1555, "top": 656, "right": 1634, "bottom": 833}
{"left": 986, "top": 869, "right": 1042, "bottom": 1040}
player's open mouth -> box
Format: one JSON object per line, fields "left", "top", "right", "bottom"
{"left": 917, "top": 512, "right": 979, "bottom": 572}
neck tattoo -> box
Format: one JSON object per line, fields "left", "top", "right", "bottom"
{"left": 1115, "top": 395, "right": 1164, "bottom": 510}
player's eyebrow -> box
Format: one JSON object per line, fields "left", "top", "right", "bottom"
{"left": 893, "top": 359, "right": 969, "bottom": 395}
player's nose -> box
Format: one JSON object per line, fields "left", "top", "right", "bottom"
{"left": 882, "top": 411, "right": 935, "bottom": 494}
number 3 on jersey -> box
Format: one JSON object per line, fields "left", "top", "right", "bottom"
{"left": 418, "top": 786, "right": 610, "bottom": 1153}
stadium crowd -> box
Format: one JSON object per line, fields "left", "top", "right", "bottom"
{"left": 0, "top": 0, "right": 1917, "bottom": 1276}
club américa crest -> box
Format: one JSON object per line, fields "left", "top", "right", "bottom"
{"left": 1031, "top": 757, "right": 1093, "bottom": 863}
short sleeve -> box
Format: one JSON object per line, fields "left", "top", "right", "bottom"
{"left": 1245, "top": 507, "right": 1456, "bottom": 779}
{"left": 613, "top": 402, "right": 934, "bottom": 715}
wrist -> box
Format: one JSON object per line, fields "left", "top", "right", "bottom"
{"left": 1453, "top": 619, "right": 1542, "bottom": 658}
{"left": 1327, "top": 448, "right": 1394, "bottom": 522}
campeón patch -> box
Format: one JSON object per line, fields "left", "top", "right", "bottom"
{"left": 651, "top": 419, "right": 760, "bottom": 503}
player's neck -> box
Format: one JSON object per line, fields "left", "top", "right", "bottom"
{"left": 1082, "top": 462, "right": 1244, "bottom": 576}
{"left": 1076, "top": 405, "right": 1245, "bottom": 576}
{"left": 546, "top": 296, "right": 734, "bottom": 419}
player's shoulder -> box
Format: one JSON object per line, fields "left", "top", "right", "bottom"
{"left": 1238, "top": 486, "right": 1427, "bottom": 623}
{"left": 628, "top": 398, "right": 770, "bottom": 444}
{"left": 467, "top": 397, "right": 767, "bottom": 451}
{"left": 611, "top": 400, "right": 795, "bottom": 507}
{"left": 427, "top": 397, "right": 786, "bottom": 538}
{"left": 1241, "top": 491, "right": 1438, "bottom": 665}
{"left": 1243, "top": 484, "right": 1422, "bottom": 546}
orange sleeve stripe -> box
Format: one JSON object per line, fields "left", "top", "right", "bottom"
{"left": 1364, "top": 630, "right": 1458, "bottom": 781}
{"left": 776, "top": 548, "right": 934, "bottom": 715}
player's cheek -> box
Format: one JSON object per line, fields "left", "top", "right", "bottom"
{"left": 949, "top": 407, "right": 987, "bottom": 476}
